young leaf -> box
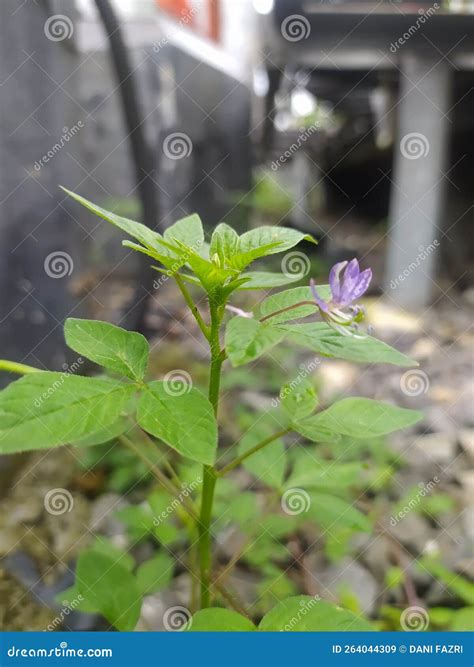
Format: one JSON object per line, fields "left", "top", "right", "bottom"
{"left": 61, "top": 188, "right": 173, "bottom": 259}
{"left": 136, "top": 552, "right": 174, "bottom": 595}
{"left": 259, "top": 286, "right": 330, "bottom": 324}
{"left": 137, "top": 381, "right": 217, "bottom": 465}
{"left": 225, "top": 317, "right": 285, "bottom": 367}
{"left": 75, "top": 551, "right": 141, "bottom": 631}
{"left": 0, "top": 373, "right": 134, "bottom": 454}
{"left": 238, "top": 227, "right": 316, "bottom": 258}
{"left": 210, "top": 223, "right": 239, "bottom": 264}
{"left": 65, "top": 318, "right": 149, "bottom": 381}
{"left": 258, "top": 596, "right": 373, "bottom": 631}
{"left": 281, "top": 378, "right": 317, "bottom": 421}
{"left": 282, "top": 322, "right": 417, "bottom": 367}
{"left": 189, "top": 608, "right": 256, "bottom": 631}
{"left": 164, "top": 213, "right": 204, "bottom": 251}
{"left": 296, "top": 398, "right": 423, "bottom": 439}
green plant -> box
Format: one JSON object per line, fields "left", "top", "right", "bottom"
{"left": 0, "top": 190, "right": 423, "bottom": 631}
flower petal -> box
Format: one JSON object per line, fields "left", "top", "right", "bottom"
{"left": 310, "top": 278, "right": 329, "bottom": 313}
{"left": 339, "top": 258, "right": 361, "bottom": 306}
{"left": 328, "top": 261, "right": 347, "bottom": 302}
{"left": 350, "top": 268, "right": 372, "bottom": 301}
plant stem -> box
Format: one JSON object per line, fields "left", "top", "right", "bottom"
{"left": 217, "top": 428, "right": 291, "bottom": 477}
{"left": 259, "top": 300, "right": 317, "bottom": 323}
{"left": 198, "top": 299, "right": 223, "bottom": 608}
{"left": 0, "top": 360, "right": 43, "bottom": 375}
{"left": 174, "top": 275, "right": 210, "bottom": 340}
{"left": 119, "top": 434, "right": 199, "bottom": 521}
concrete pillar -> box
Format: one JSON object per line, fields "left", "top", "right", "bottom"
{"left": 385, "top": 52, "right": 452, "bottom": 309}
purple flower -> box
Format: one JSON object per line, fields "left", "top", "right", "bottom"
{"left": 310, "top": 258, "right": 372, "bottom": 335}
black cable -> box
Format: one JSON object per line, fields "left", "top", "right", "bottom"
{"left": 93, "top": 0, "right": 159, "bottom": 329}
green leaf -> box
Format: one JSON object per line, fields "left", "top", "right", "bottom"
{"left": 281, "top": 378, "right": 317, "bottom": 421}
{"left": 237, "top": 425, "right": 286, "bottom": 489}
{"left": 65, "top": 318, "right": 149, "bottom": 381}
{"left": 57, "top": 586, "right": 96, "bottom": 614}
{"left": 0, "top": 373, "right": 134, "bottom": 454}
{"left": 282, "top": 322, "right": 417, "bottom": 367}
{"left": 420, "top": 558, "right": 474, "bottom": 606}
{"left": 70, "top": 417, "right": 130, "bottom": 447}
{"left": 450, "top": 608, "right": 474, "bottom": 631}
{"left": 259, "top": 286, "right": 330, "bottom": 325}
{"left": 238, "top": 227, "right": 316, "bottom": 258}
{"left": 90, "top": 536, "right": 135, "bottom": 572}
{"left": 307, "top": 493, "right": 371, "bottom": 532}
{"left": 136, "top": 552, "right": 174, "bottom": 595}
{"left": 75, "top": 551, "right": 141, "bottom": 631}
{"left": 189, "top": 608, "right": 256, "bottom": 631}
{"left": 237, "top": 271, "right": 304, "bottom": 290}
{"left": 258, "top": 596, "right": 373, "bottom": 631}
{"left": 225, "top": 317, "right": 285, "bottom": 367}
{"left": 115, "top": 505, "right": 154, "bottom": 542}
{"left": 296, "top": 398, "right": 423, "bottom": 439}
{"left": 137, "top": 381, "right": 217, "bottom": 465}
{"left": 210, "top": 223, "right": 239, "bottom": 264}
{"left": 61, "top": 188, "right": 173, "bottom": 259}
{"left": 164, "top": 214, "right": 204, "bottom": 252}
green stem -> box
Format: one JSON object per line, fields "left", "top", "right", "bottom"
{"left": 198, "top": 299, "right": 223, "bottom": 608}
{"left": 174, "top": 275, "right": 210, "bottom": 340}
{"left": 217, "top": 428, "right": 291, "bottom": 477}
{"left": 0, "top": 360, "right": 43, "bottom": 375}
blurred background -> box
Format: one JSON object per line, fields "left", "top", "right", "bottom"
{"left": 0, "top": 0, "right": 472, "bottom": 632}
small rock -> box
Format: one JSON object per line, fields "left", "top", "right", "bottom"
{"left": 89, "top": 493, "right": 126, "bottom": 545}
{"left": 412, "top": 432, "right": 456, "bottom": 466}
{"left": 389, "top": 513, "right": 432, "bottom": 554}
{"left": 458, "top": 429, "right": 474, "bottom": 463}
{"left": 358, "top": 535, "right": 392, "bottom": 580}
{"left": 317, "top": 558, "right": 378, "bottom": 615}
